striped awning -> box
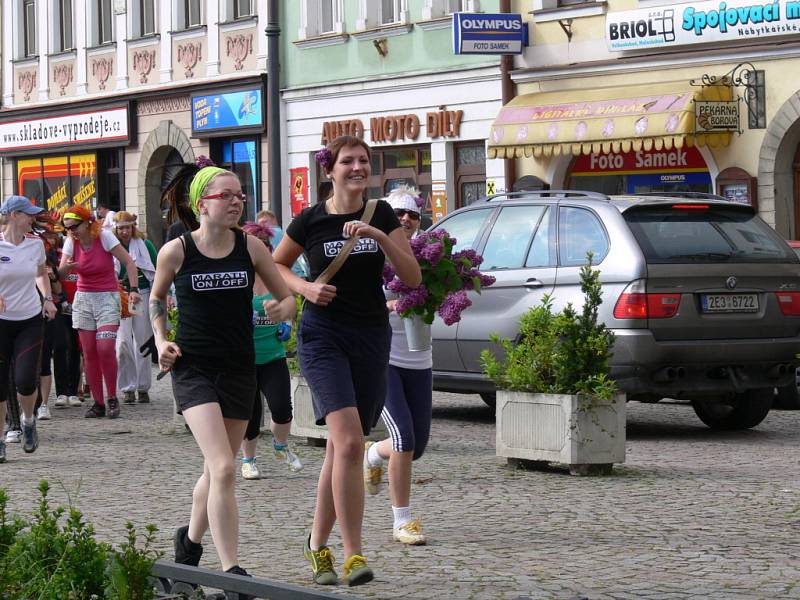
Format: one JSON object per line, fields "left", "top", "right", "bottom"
{"left": 487, "top": 81, "right": 734, "bottom": 159}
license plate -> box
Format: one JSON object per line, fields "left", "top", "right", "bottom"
{"left": 701, "top": 293, "right": 759, "bottom": 313}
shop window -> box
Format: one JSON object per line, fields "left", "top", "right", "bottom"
{"left": 357, "top": 0, "right": 408, "bottom": 29}
{"left": 97, "top": 150, "right": 124, "bottom": 212}
{"left": 96, "top": 0, "right": 114, "bottom": 44}
{"left": 55, "top": 0, "right": 74, "bottom": 51}
{"left": 455, "top": 141, "right": 486, "bottom": 208}
{"left": 558, "top": 207, "right": 609, "bottom": 267}
{"left": 16, "top": 152, "right": 111, "bottom": 214}
{"left": 483, "top": 205, "right": 549, "bottom": 270}
{"left": 298, "top": 0, "right": 344, "bottom": 38}
{"left": 23, "top": 0, "right": 36, "bottom": 57}
{"left": 212, "top": 138, "right": 259, "bottom": 223}
{"left": 132, "top": 0, "right": 156, "bottom": 37}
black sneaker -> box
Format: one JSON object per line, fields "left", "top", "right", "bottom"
{"left": 224, "top": 566, "right": 254, "bottom": 600}
{"left": 122, "top": 391, "right": 136, "bottom": 404}
{"left": 0, "top": 441, "right": 6, "bottom": 463}
{"left": 174, "top": 526, "right": 203, "bottom": 566}
{"left": 137, "top": 391, "right": 151, "bottom": 404}
{"left": 85, "top": 402, "right": 106, "bottom": 418}
{"left": 22, "top": 421, "right": 38, "bottom": 454}
{"left": 107, "top": 397, "right": 121, "bottom": 419}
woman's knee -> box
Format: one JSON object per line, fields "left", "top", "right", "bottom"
{"left": 332, "top": 431, "right": 364, "bottom": 462}
{"left": 205, "top": 458, "right": 236, "bottom": 485}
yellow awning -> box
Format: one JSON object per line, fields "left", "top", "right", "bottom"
{"left": 487, "top": 81, "right": 734, "bottom": 159}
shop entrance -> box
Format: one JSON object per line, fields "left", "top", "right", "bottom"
{"left": 566, "top": 146, "right": 711, "bottom": 195}
{"left": 794, "top": 142, "right": 800, "bottom": 239}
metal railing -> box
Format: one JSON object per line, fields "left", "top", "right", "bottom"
{"left": 151, "top": 560, "right": 366, "bottom": 600}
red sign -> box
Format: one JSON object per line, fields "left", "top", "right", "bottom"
{"left": 290, "top": 167, "right": 309, "bottom": 217}
{"left": 571, "top": 146, "right": 708, "bottom": 175}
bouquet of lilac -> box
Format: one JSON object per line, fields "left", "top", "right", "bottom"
{"left": 383, "top": 229, "right": 495, "bottom": 326}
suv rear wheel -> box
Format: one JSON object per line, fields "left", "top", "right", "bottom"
{"left": 774, "top": 368, "right": 800, "bottom": 410}
{"left": 691, "top": 389, "right": 773, "bottom": 430}
{"left": 479, "top": 392, "right": 496, "bottom": 408}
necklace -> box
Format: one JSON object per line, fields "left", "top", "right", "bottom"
{"left": 327, "top": 197, "right": 362, "bottom": 215}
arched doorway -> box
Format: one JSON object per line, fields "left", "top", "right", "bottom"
{"left": 794, "top": 143, "right": 800, "bottom": 240}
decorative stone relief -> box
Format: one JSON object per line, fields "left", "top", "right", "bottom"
{"left": 225, "top": 34, "right": 253, "bottom": 71}
{"left": 136, "top": 95, "right": 191, "bottom": 116}
{"left": 177, "top": 42, "right": 202, "bottom": 78}
{"left": 133, "top": 49, "right": 157, "bottom": 84}
{"left": 92, "top": 58, "right": 113, "bottom": 90}
{"left": 53, "top": 64, "right": 74, "bottom": 96}
{"left": 18, "top": 71, "right": 36, "bottom": 101}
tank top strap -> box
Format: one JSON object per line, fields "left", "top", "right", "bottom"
{"left": 180, "top": 231, "right": 197, "bottom": 258}
{"left": 233, "top": 228, "right": 248, "bottom": 257}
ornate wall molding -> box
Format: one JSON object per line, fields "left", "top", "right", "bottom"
{"left": 18, "top": 71, "right": 37, "bottom": 101}
{"left": 92, "top": 58, "right": 113, "bottom": 90}
{"left": 53, "top": 64, "right": 74, "bottom": 96}
{"left": 133, "top": 49, "right": 157, "bottom": 84}
{"left": 136, "top": 95, "right": 191, "bottom": 116}
{"left": 177, "top": 42, "right": 202, "bottom": 78}
{"left": 225, "top": 33, "right": 253, "bottom": 71}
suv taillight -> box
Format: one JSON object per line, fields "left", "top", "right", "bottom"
{"left": 613, "top": 281, "right": 681, "bottom": 319}
{"left": 776, "top": 292, "right": 800, "bottom": 315}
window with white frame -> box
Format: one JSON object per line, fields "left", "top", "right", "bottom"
{"left": 23, "top": 0, "right": 37, "bottom": 57}
{"left": 447, "top": 0, "right": 465, "bottom": 12}
{"left": 381, "top": 0, "right": 399, "bottom": 24}
{"left": 97, "top": 0, "right": 114, "bottom": 44}
{"left": 298, "top": 0, "right": 344, "bottom": 38}
{"left": 422, "top": 0, "right": 477, "bottom": 20}
{"left": 133, "top": 0, "right": 156, "bottom": 37}
{"left": 57, "top": 0, "right": 74, "bottom": 51}
{"left": 358, "top": 0, "right": 408, "bottom": 29}
{"left": 185, "top": 0, "right": 202, "bottom": 27}
{"left": 234, "top": 0, "right": 253, "bottom": 18}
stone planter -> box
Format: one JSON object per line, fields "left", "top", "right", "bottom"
{"left": 496, "top": 390, "right": 626, "bottom": 475}
{"left": 291, "top": 374, "right": 388, "bottom": 446}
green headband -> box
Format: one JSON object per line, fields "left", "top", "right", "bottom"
{"left": 189, "top": 167, "right": 229, "bottom": 216}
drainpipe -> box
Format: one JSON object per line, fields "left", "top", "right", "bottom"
{"left": 499, "top": 0, "right": 516, "bottom": 191}
{"left": 265, "top": 0, "right": 283, "bottom": 224}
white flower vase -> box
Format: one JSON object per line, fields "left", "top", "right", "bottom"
{"left": 402, "top": 314, "right": 432, "bottom": 352}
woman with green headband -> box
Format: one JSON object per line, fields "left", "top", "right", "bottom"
{"left": 149, "top": 166, "right": 295, "bottom": 585}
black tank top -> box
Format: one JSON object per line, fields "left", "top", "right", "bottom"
{"left": 174, "top": 229, "right": 255, "bottom": 362}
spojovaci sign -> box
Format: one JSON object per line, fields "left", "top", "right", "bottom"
{"left": 606, "top": 0, "right": 800, "bottom": 51}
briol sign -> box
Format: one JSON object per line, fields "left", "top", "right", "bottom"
{"left": 695, "top": 101, "right": 740, "bottom": 132}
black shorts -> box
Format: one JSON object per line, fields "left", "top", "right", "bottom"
{"left": 171, "top": 353, "right": 256, "bottom": 421}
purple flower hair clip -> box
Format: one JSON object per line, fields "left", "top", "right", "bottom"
{"left": 195, "top": 155, "right": 216, "bottom": 168}
{"left": 414, "top": 195, "right": 426, "bottom": 210}
{"left": 315, "top": 147, "right": 333, "bottom": 170}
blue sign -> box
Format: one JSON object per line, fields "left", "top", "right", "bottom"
{"left": 192, "top": 89, "right": 263, "bottom": 133}
{"left": 627, "top": 172, "right": 711, "bottom": 193}
{"left": 452, "top": 13, "right": 527, "bottom": 55}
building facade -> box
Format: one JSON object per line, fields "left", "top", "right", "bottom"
{"left": 0, "top": 0, "right": 270, "bottom": 244}
{"left": 281, "top": 0, "right": 506, "bottom": 227}
{"left": 492, "top": 0, "right": 800, "bottom": 236}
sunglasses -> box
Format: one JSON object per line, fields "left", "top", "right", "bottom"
{"left": 63, "top": 222, "right": 83, "bottom": 231}
{"left": 394, "top": 208, "right": 420, "bottom": 220}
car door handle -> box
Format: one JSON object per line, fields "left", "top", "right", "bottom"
{"left": 524, "top": 278, "right": 544, "bottom": 289}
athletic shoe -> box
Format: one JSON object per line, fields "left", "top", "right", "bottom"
{"left": 274, "top": 444, "right": 303, "bottom": 472}
{"left": 68, "top": 396, "right": 82, "bottom": 407}
{"left": 137, "top": 391, "right": 151, "bottom": 404}
{"left": 363, "top": 442, "right": 383, "bottom": 495}
{"left": 393, "top": 518, "right": 427, "bottom": 545}
{"left": 22, "top": 421, "right": 38, "bottom": 454}
{"left": 122, "top": 391, "right": 136, "bottom": 404}
{"left": 5, "top": 430, "right": 21, "bottom": 443}
{"left": 241, "top": 459, "right": 262, "bottom": 480}
{"left": 85, "top": 402, "right": 106, "bottom": 418}
{"left": 224, "top": 565, "right": 255, "bottom": 600}
{"left": 107, "top": 397, "right": 121, "bottom": 419}
{"left": 0, "top": 441, "right": 6, "bottom": 463}
{"left": 343, "top": 554, "right": 373, "bottom": 587}
{"left": 303, "top": 534, "right": 338, "bottom": 585}
{"left": 174, "top": 525, "right": 203, "bottom": 566}
{"left": 37, "top": 404, "right": 52, "bottom": 420}
{"left": 54, "top": 395, "right": 68, "bottom": 407}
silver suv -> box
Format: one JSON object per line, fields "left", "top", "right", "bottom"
{"left": 430, "top": 191, "right": 800, "bottom": 430}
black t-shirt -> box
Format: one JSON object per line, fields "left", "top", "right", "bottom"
{"left": 286, "top": 200, "right": 400, "bottom": 325}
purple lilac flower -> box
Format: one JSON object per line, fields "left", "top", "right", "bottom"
{"left": 479, "top": 273, "right": 496, "bottom": 287}
{"left": 195, "top": 155, "right": 216, "bottom": 168}
{"left": 315, "top": 147, "right": 333, "bottom": 170}
{"left": 388, "top": 279, "right": 413, "bottom": 295}
{"left": 382, "top": 263, "right": 397, "bottom": 286}
{"left": 414, "top": 195, "right": 426, "bottom": 210}
{"left": 396, "top": 285, "right": 429, "bottom": 314}
{"left": 453, "top": 248, "right": 483, "bottom": 268}
{"left": 418, "top": 241, "right": 444, "bottom": 266}
{"left": 437, "top": 290, "right": 473, "bottom": 326}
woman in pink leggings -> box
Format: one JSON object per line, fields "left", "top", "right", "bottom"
{"left": 57, "top": 204, "right": 140, "bottom": 419}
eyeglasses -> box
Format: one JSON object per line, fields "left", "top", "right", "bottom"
{"left": 201, "top": 191, "right": 247, "bottom": 203}
{"left": 63, "top": 222, "right": 83, "bottom": 231}
{"left": 394, "top": 209, "right": 420, "bottom": 220}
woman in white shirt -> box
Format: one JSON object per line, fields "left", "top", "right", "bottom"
{"left": 0, "top": 195, "right": 57, "bottom": 463}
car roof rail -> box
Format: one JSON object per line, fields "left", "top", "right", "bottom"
{"left": 485, "top": 190, "right": 610, "bottom": 202}
{"left": 635, "top": 191, "right": 729, "bottom": 201}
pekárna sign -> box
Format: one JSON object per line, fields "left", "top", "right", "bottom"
{"left": 0, "top": 107, "right": 129, "bottom": 153}
{"left": 606, "top": 0, "right": 800, "bottom": 51}
{"left": 695, "top": 101, "right": 740, "bottom": 131}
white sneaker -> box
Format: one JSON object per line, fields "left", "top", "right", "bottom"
{"left": 274, "top": 444, "right": 303, "bottom": 472}
{"left": 393, "top": 519, "right": 427, "bottom": 546}
{"left": 37, "top": 404, "right": 52, "bottom": 420}
{"left": 5, "top": 429, "right": 22, "bottom": 444}
{"left": 54, "top": 395, "right": 68, "bottom": 407}
{"left": 363, "top": 441, "right": 383, "bottom": 495}
{"left": 241, "top": 459, "right": 262, "bottom": 480}
{"left": 68, "top": 396, "right": 82, "bottom": 407}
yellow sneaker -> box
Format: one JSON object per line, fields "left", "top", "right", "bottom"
{"left": 363, "top": 441, "right": 383, "bottom": 495}
{"left": 393, "top": 518, "right": 427, "bottom": 545}
{"left": 343, "top": 554, "right": 374, "bottom": 587}
{"left": 303, "top": 535, "right": 338, "bottom": 585}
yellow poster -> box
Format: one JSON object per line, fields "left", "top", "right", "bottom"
{"left": 431, "top": 181, "right": 447, "bottom": 224}
{"left": 16, "top": 153, "right": 96, "bottom": 215}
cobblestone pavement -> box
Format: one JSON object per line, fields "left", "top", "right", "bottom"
{"left": 3, "top": 369, "right": 800, "bottom": 599}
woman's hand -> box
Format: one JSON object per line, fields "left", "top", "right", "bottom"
{"left": 61, "top": 257, "right": 78, "bottom": 275}
{"left": 42, "top": 299, "right": 57, "bottom": 321}
{"left": 157, "top": 340, "right": 182, "bottom": 371}
{"left": 129, "top": 291, "right": 142, "bottom": 306}
{"left": 302, "top": 281, "right": 337, "bottom": 306}
{"left": 386, "top": 299, "right": 398, "bottom": 312}
{"left": 342, "top": 219, "right": 386, "bottom": 243}
{"left": 262, "top": 295, "right": 297, "bottom": 323}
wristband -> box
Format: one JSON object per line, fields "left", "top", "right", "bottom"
{"left": 129, "top": 287, "right": 140, "bottom": 293}
{"left": 43, "top": 295, "right": 53, "bottom": 302}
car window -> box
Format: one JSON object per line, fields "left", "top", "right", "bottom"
{"left": 434, "top": 208, "right": 492, "bottom": 252}
{"left": 526, "top": 207, "right": 551, "bottom": 267}
{"left": 481, "top": 205, "right": 548, "bottom": 270}
{"left": 625, "top": 207, "right": 798, "bottom": 263}
{"left": 558, "top": 206, "right": 609, "bottom": 266}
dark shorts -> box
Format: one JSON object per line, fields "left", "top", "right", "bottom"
{"left": 171, "top": 353, "right": 256, "bottom": 420}
{"left": 298, "top": 309, "right": 391, "bottom": 435}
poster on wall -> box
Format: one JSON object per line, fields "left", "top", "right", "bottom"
{"left": 720, "top": 182, "right": 751, "bottom": 205}
{"left": 16, "top": 153, "right": 97, "bottom": 214}
{"left": 192, "top": 88, "right": 263, "bottom": 134}
{"left": 431, "top": 181, "right": 447, "bottom": 223}
{"left": 290, "top": 167, "right": 309, "bottom": 217}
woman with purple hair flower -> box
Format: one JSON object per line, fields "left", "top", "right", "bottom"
{"left": 363, "top": 185, "right": 433, "bottom": 546}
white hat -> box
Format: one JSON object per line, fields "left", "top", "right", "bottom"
{"left": 386, "top": 185, "right": 422, "bottom": 213}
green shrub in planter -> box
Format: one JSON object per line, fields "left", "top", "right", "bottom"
{"left": 481, "top": 255, "right": 617, "bottom": 402}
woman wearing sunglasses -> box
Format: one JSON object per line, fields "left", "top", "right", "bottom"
{"left": 149, "top": 167, "right": 295, "bottom": 587}
{"left": 58, "top": 204, "right": 140, "bottom": 420}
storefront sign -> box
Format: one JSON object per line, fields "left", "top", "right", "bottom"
{"left": 321, "top": 119, "right": 365, "bottom": 145}
{"left": 571, "top": 146, "right": 708, "bottom": 174}
{"left": 17, "top": 153, "right": 97, "bottom": 213}
{"left": 320, "top": 110, "right": 464, "bottom": 145}
{"left": 290, "top": 167, "right": 309, "bottom": 217}
{"left": 606, "top": 0, "right": 800, "bottom": 52}
{"left": 431, "top": 181, "right": 447, "bottom": 223}
{"left": 695, "top": 101, "right": 740, "bottom": 131}
{"left": 370, "top": 114, "right": 421, "bottom": 143}
{"left": 192, "top": 88, "right": 263, "bottom": 133}
{"left": 0, "top": 107, "right": 128, "bottom": 153}
{"left": 452, "top": 13, "right": 527, "bottom": 54}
